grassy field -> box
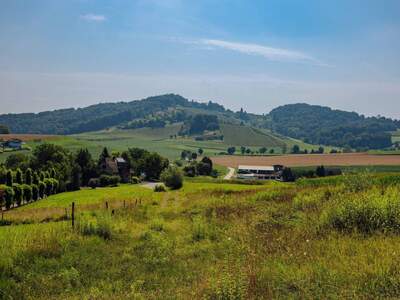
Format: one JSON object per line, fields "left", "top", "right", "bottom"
{"left": 3, "top": 174, "right": 400, "bottom": 298}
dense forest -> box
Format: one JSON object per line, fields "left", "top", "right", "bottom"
{"left": 0, "top": 94, "right": 227, "bottom": 135}
{"left": 0, "top": 94, "right": 398, "bottom": 149}
{"left": 270, "top": 103, "right": 397, "bottom": 149}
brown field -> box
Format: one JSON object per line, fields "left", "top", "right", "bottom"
{"left": 0, "top": 134, "right": 58, "bottom": 141}
{"left": 212, "top": 153, "right": 400, "bottom": 168}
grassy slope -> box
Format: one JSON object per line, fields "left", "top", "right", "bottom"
{"left": 3, "top": 177, "right": 400, "bottom": 298}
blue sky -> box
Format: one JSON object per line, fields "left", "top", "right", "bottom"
{"left": 1, "top": 0, "right": 400, "bottom": 117}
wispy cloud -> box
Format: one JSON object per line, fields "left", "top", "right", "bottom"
{"left": 189, "top": 39, "right": 327, "bottom": 66}
{"left": 80, "top": 14, "right": 107, "bottom": 22}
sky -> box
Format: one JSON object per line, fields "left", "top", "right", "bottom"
{"left": 0, "top": 0, "right": 400, "bottom": 118}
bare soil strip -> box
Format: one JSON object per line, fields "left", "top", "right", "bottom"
{"left": 212, "top": 153, "right": 400, "bottom": 168}
{"left": 0, "top": 134, "right": 58, "bottom": 141}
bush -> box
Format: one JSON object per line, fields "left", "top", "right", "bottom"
{"left": 183, "top": 164, "right": 197, "bottom": 177}
{"left": 31, "top": 184, "right": 39, "bottom": 201}
{"left": 160, "top": 166, "right": 183, "bottom": 190}
{"left": 131, "top": 176, "right": 141, "bottom": 184}
{"left": 21, "top": 184, "right": 32, "bottom": 202}
{"left": 321, "top": 187, "right": 400, "bottom": 234}
{"left": 88, "top": 178, "right": 100, "bottom": 189}
{"left": 39, "top": 181, "right": 46, "bottom": 198}
{"left": 12, "top": 184, "right": 23, "bottom": 206}
{"left": 44, "top": 178, "right": 54, "bottom": 196}
{"left": 78, "top": 213, "right": 113, "bottom": 240}
{"left": 99, "top": 175, "right": 120, "bottom": 187}
{"left": 154, "top": 184, "right": 166, "bottom": 192}
{"left": 0, "top": 185, "right": 14, "bottom": 209}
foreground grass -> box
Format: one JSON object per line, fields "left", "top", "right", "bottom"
{"left": 2, "top": 176, "right": 400, "bottom": 299}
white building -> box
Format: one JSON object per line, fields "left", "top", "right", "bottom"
{"left": 237, "top": 165, "right": 284, "bottom": 180}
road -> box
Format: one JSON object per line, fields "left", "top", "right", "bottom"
{"left": 224, "top": 167, "right": 235, "bottom": 180}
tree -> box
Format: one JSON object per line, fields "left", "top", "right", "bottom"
{"left": 291, "top": 145, "right": 300, "bottom": 154}
{"left": 25, "top": 168, "right": 32, "bottom": 185}
{"left": 0, "top": 166, "right": 7, "bottom": 184}
{"left": 5, "top": 153, "right": 29, "bottom": 170}
{"left": 191, "top": 152, "right": 198, "bottom": 160}
{"left": 98, "top": 147, "right": 110, "bottom": 168}
{"left": 6, "top": 170, "right": 13, "bottom": 187}
{"left": 259, "top": 147, "right": 267, "bottom": 154}
{"left": 75, "top": 148, "right": 96, "bottom": 186}
{"left": 16, "top": 168, "right": 23, "bottom": 184}
{"left": 281, "top": 168, "right": 295, "bottom": 182}
{"left": 183, "top": 164, "right": 197, "bottom": 177}
{"left": 161, "top": 166, "right": 183, "bottom": 190}
{"left": 316, "top": 165, "right": 326, "bottom": 177}
{"left": 227, "top": 147, "right": 236, "bottom": 155}
{"left": 246, "top": 148, "right": 251, "bottom": 154}
{"left": 197, "top": 157, "right": 213, "bottom": 176}
{"left": 142, "top": 153, "right": 169, "bottom": 180}
{"left": 269, "top": 149, "right": 275, "bottom": 154}
{"left": 13, "top": 185, "right": 23, "bottom": 206}
{"left": 198, "top": 148, "right": 204, "bottom": 155}
{"left": 240, "top": 146, "right": 246, "bottom": 155}
{"left": 318, "top": 147, "right": 325, "bottom": 154}
{"left": 33, "top": 172, "right": 40, "bottom": 185}
{"left": 32, "top": 184, "right": 39, "bottom": 201}
{"left": 70, "top": 164, "right": 81, "bottom": 191}
{"left": 0, "top": 124, "right": 10, "bottom": 134}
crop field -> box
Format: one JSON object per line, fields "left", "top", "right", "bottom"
{"left": 3, "top": 174, "right": 400, "bottom": 298}
{"left": 212, "top": 153, "right": 400, "bottom": 168}
{"left": 0, "top": 134, "right": 59, "bottom": 142}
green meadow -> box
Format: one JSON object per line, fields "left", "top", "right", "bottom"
{"left": 3, "top": 174, "right": 400, "bottom": 298}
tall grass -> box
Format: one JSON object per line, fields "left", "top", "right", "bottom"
{"left": 321, "top": 187, "right": 400, "bottom": 234}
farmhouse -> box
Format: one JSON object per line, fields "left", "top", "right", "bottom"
{"left": 102, "top": 157, "right": 131, "bottom": 183}
{"left": 237, "top": 165, "right": 284, "bottom": 180}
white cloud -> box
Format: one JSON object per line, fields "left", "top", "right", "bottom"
{"left": 80, "top": 14, "right": 107, "bottom": 22}
{"left": 191, "top": 39, "right": 326, "bottom": 66}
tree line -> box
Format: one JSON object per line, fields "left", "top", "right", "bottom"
{"left": 0, "top": 143, "right": 172, "bottom": 209}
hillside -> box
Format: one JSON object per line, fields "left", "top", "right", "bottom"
{"left": 0, "top": 94, "right": 398, "bottom": 150}
{"left": 3, "top": 175, "right": 400, "bottom": 298}
{"left": 270, "top": 103, "right": 398, "bottom": 149}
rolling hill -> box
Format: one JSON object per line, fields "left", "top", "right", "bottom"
{"left": 0, "top": 94, "right": 398, "bottom": 151}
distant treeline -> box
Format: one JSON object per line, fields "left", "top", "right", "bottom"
{"left": 0, "top": 94, "right": 226, "bottom": 135}
{"left": 270, "top": 103, "right": 398, "bottom": 149}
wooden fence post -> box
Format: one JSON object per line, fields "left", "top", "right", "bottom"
{"left": 71, "top": 202, "right": 75, "bottom": 229}
{"left": 123, "top": 200, "right": 126, "bottom": 209}
{"left": 105, "top": 201, "right": 109, "bottom": 210}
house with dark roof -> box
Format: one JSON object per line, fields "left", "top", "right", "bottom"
{"left": 102, "top": 157, "right": 131, "bottom": 183}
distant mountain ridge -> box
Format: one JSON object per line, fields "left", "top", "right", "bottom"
{"left": 0, "top": 94, "right": 398, "bottom": 149}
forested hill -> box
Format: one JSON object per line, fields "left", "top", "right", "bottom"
{"left": 0, "top": 95, "right": 398, "bottom": 149}
{"left": 270, "top": 103, "right": 398, "bottom": 149}
{"left": 0, "top": 94, "right": 227, "bottom": 135}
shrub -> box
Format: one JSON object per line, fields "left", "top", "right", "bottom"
{"left": 131, "top": 176, "right": 141, "bottom": 184}
{"left": 12, "top": 184, "right": 23, "bottom": 206}
{"left": 321, "top": 187, "right": 400, "bottom": 234}
{"left": 99, "top": 175, "right": 120, "bottom": 187}
{"left": 88, "top": 178, "right": 99, "bottom": 189}
{"left": 39, "top": 181, "right": 46, "bottom": 198}
{"left": 31, "top": 184, "right": 39, "bottom": 201}
{"left": 183, "top": 164, "right": 197, "bottom": 177}
{"left": 15, "top": 168, "right": 23, "bottom": 184}
{"left": 210, "top": 169, "right": 219, "bottom": 178}
{"left": 154, "top": 184, "right": 166, "bottom": 192}
{"left": 78, "top": 213, "right": 113, "bottom": 240}
{"left": 44, "top": 178, "right": 54, "bottom": 196}
{"left": 21, "top": 184, "right": 32, "bottom": 202}
{"left": 0, "top": 185, "right": 13, "bottom": 209}
{"left": 160, "top": 166, "right": 183, "bottom": 190}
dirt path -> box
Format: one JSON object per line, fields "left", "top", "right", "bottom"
{"left": 224, "top": 167, "right": 235, "bottom": 180}
{"left": 212, "top": 153, "right": 400, "bottom": 168}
